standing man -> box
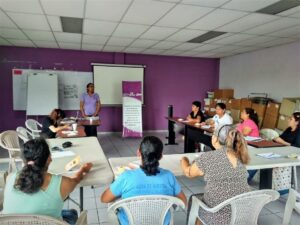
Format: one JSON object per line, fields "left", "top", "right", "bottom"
{"left": 80, "top": 83, "right": 101, "bottom": 137}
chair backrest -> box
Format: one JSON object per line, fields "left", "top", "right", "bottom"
{"left": 16, "top": 126, "right": 31, "bottom": 143}
{"left": 25, "top": 119, "right": 42, "bottom": 139}
{"left": 282, "top": 189, "right": 300, "bottom": 225}
{"left": 0, "top": 214, "right": 69, "bottom": 225}
{"left": 227, "top": 190, "right": 279, "bottom": 225}
{"left": 108, "top": 195, "right": 185, "bottom": 225}
{"left": 260, "top": 128, "right": 279, "bottom": 140}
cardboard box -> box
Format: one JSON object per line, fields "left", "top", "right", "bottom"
{"left": 252, "top": 103, "right": 267, "bottom": 118}
{"left": 240, "top": 98, "right": 252, "bottom": 111}
{"left": 277, "top": 114, "right": 289, "bottom": 131}
{"left": 266, "top": 102, "right": 280, "bottom": 117}
{"left": 229, "top": 99, "right": 241, "bottom": 110}
{"left": 229, "top": 109, "right": 240, "bottom": 123}
{"left": 279, "top": 98, "right": 300, "bottom": 116}
{"left": 214, "top": 89, "right": 234, "bottom": 99}
{"left": 263, "top": 113, "right": 278, "bottom": 129}
{"left": 204, "top": 98, "right": 213, "bottom": 106}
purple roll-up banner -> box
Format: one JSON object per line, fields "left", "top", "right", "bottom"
{"left": 122, "top": 81, "right": 143, "bottom": 138}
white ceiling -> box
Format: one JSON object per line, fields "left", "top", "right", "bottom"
{"left": 0, "top": 0, "right": 300, "bottom": 58}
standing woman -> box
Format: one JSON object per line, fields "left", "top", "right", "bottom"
{"left": 237, "top": 108, "right": 260, "bottom": 137}
{"left": 80, "top": 83, "right": 101, "bottom": 137}
{"left": 3, "top": 139, "right": 92, "bottom": 225}
{"left": 274, "top": 112, "right": 300, "bottom": 147}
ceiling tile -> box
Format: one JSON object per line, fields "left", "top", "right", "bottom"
{"left": 47, "top": 16, "right": 62, "bottom": 32}
{"left": 0, "top": 36, "right": 10, "bottom": 45}
{"left": 245, "top": 17, "right": 300, "bottom": 35}
{"left": 166, "top": 29, "right": 206, "bottom": 42}
{"left": 40, "top": 0, "right": 85, "bottom": 17}
{"left": 0, "top": 0, "right": 44, "bottom": 14}
{"left": 82, "top": 34, "right": 108, "bottom": 45}
{"left": 34, "top": 40, "right": 58, "bottom": 48}
{"left": 85, "top": 0, "right": 131, "bottom": 22}
{"left": 172, "top": 42, "right": 203, "bottom": 51}
{"left": 122, "top": 0, "right": 175, "bottom": 25}
{"left": 230, "top": 46, "right": 261, "bottom": 54}
{"left": 222, "top": 0, "right": 280, "bottom": 12}
{"left": 194, "top": 43, "right": 221, "bottom": 51}
{"left": 0, "top": 28, "right": 27, "bottom": 39}
{"left": 103, "top": 45, "right": 125, "bottom": 52}
{"left": 188, "top": 8, "right": 248, "bottom": 30}
{"left": 202, "top": 32, "right": 232, "bottom": 43}
{"left": 54, "top": 32, "right": 82, "bottom": 43}
{"left": 140, "top": 26, "right": 178, "bottom": 40}
{"left": 83, "top": 19, "right": 118, "bottom": 36}
{"left": 259, "top": 37, "right": 297, "bottom": 47}
{"left": 113, "top": 23, "right": 150, "bottom": 38}
{"left": 81, "top": 43, "right": 103, "bottom": 51}
{"left": 106, "top": 37, "right": 134, "bottom": 47}
{"left": 0, "top": 10, "right": 17, "bottom": 28}
{"left": 210, "top": 33, "right": 256, "bottom": 45}
{"left": 181, "top": 0, "right": 229, "bottom": 7}
{"left": 288, "top": 11, "right": 300, "bottom": 19}
{"left": 161, "top": 49, "right": 183, "bottom": 56}
{"left": 24, "top": 30, "right": 55, "bottom": 41}
{"left": 151, "top": 41, "right": 180, "bottom": 49}
{"left": 124, "top": 47, "right": 145, "bottom": 53}
{"left": 235, "top": 35, "right": 277, "bottom": 46}
{"left": 278, "top": 5, "right": 300, "bottom": 16}
{"left": 142, "top": 48, "right": 165, "bottom": 54}
{"left": 8, "top": 12, "right": 50, "bottom": 30}
{"left": 58, "top": 42, "right": 81, "bottom": 50}
{"left": 269, "top": 24, "right": 300, "bottom": 37}
{"left": 209, "top": 45, "right": 241, "bottom": 52}
{"left": 217, "top": 13, "right": 278, "bottom": 32}
{"left": 130, "top": 39, "right": 158, "bottom": 48}
{"left": 156, "top": 4, "right": 213, "bottom": 28}
{"left": 8, "top": 39, "right": 35, "bottom": 47}
{"left": 176, "top": 51, "right": 199, "bottom": 57}
{"left": 193, "top": 52, "right": 218, "bottom": 57}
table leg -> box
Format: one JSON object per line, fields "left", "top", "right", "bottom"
{"left": 259, "top": 169, "right": 273, "bottom": 189}
{"left": 80, "top": 187, "right": 83, "bottom": 212}
{"left": 184, "top": 126, "right": 195, "bottom": 153}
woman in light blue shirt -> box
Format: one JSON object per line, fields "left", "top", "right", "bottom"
{"left": 101, "top": 136, "right": 187, "bottom": 225}
{"left": 3, "top": 139, "right": 92, "bottom": 225}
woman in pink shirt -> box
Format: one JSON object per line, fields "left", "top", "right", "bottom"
{"left": 237, "top": 108, "right": 260, "bottom": 137}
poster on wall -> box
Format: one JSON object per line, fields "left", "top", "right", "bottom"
{"left": 122, "top": 81, "right": 143, "bottom": 138}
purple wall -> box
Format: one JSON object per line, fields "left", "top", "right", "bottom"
{"left": 0, "top": 46, "right": 219, "bottom": 132}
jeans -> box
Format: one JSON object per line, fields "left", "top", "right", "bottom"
{"left": 247, "top": 170, "right": 258, "bottom": 183}
{"left": 62, "top": 209, "right": 78, "bottom": 225}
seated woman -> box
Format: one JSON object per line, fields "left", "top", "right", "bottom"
{"left": 273, "top": 112, "right": 300, "bottom": 147}
{"left": 181, "top": 126, "right": 250, "bottom": 225}
{"left": 237, "top": 108, "right": 260, "bottom": 137}
{"left": 187, "top": 101, "right": 205, "bottom": 123}
{"left": 41, "top": 108, "right": 69, "bottom": 138}
{"left": 3, "top": 139, "right": 92, "bottom": 225}
{"left": 101, "top": 136, "right": 187, "bottom": 225}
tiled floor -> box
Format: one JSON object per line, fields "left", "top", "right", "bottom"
{"left": 1, "top": 131, "right": 300, "bottom": 225}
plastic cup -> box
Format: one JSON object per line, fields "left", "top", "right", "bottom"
{"left": 89, "top": 118, "right": 93, "bottom": 124}
{"left": 72, "top": 123, "right": 77, "bottom": 131}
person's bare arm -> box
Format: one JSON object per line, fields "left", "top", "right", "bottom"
{"left": 101, "top": 188, "right": 117, "bottom": 203}
{"left": 49, "top": 124, "right": 69, "bottom": 133}
{"left": 60, "top": 163, "right": 92, "bottom": 200}
{"left": 180, "top": 157, "right": 203, "bottom": 178}
{"left": 80, "top": 101, "right": 86, "bottom": 117}
{"left": 273, "top": 137, "right": 291, "bottom": 146}
{"left": 93, "top": 100, "right": 101, "bottom": 116}
{"left": 241, "top": 126, "right": 252, "bottom": 136}
{"left": 176, "top": 191, "right": 187, "bottom": 206}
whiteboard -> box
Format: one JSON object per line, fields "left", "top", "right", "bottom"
{"left": 26, "top": 73, "right": 58, "bottom": 115}
{"left": 13, "top": 69, "right": 93, "bottom": 110}
{"left": 93, "top": 65, "right": 144, "bottom": 105}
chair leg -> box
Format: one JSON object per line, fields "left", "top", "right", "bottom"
{"left": 282, "top": 189, "right": 296, "bottom": 225}
{"left": 187, "top": 196, "right": 199, "bottom": 225}
{"left": 292, "top": 166, "right": 298, "bottom": 189}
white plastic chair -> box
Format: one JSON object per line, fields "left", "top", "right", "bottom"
{"left": 0, "top": 131, "right": 21, "bottom": 172}
{"left": 25, "top": 119, "right": 43, "bottom": 139}
{"left": 188, "top": 190, "right": 279, "bottom": 225}
{"left": 16, "top": 126, "right": 31, "bottom": 143}
{"left": 282, "top": 189, "right": 300, "bottom": 225}
{"left": 0, "top": 211, "right": 87, "bottom": 225}
{"left": 107, "top": 195, "right": 185, "bottom": 225}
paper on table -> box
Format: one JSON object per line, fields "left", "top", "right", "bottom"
{"left": 245, "top": 136, "right": 263, "bottom": 142}
{"left": 201, "top": 125, "right": 211, "bottom": 129}
{"left": 256, "top": 152, "right": 282, "bottom": 159}
{"left": 52, "top": 151, "right": 75, "bottom": 159}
